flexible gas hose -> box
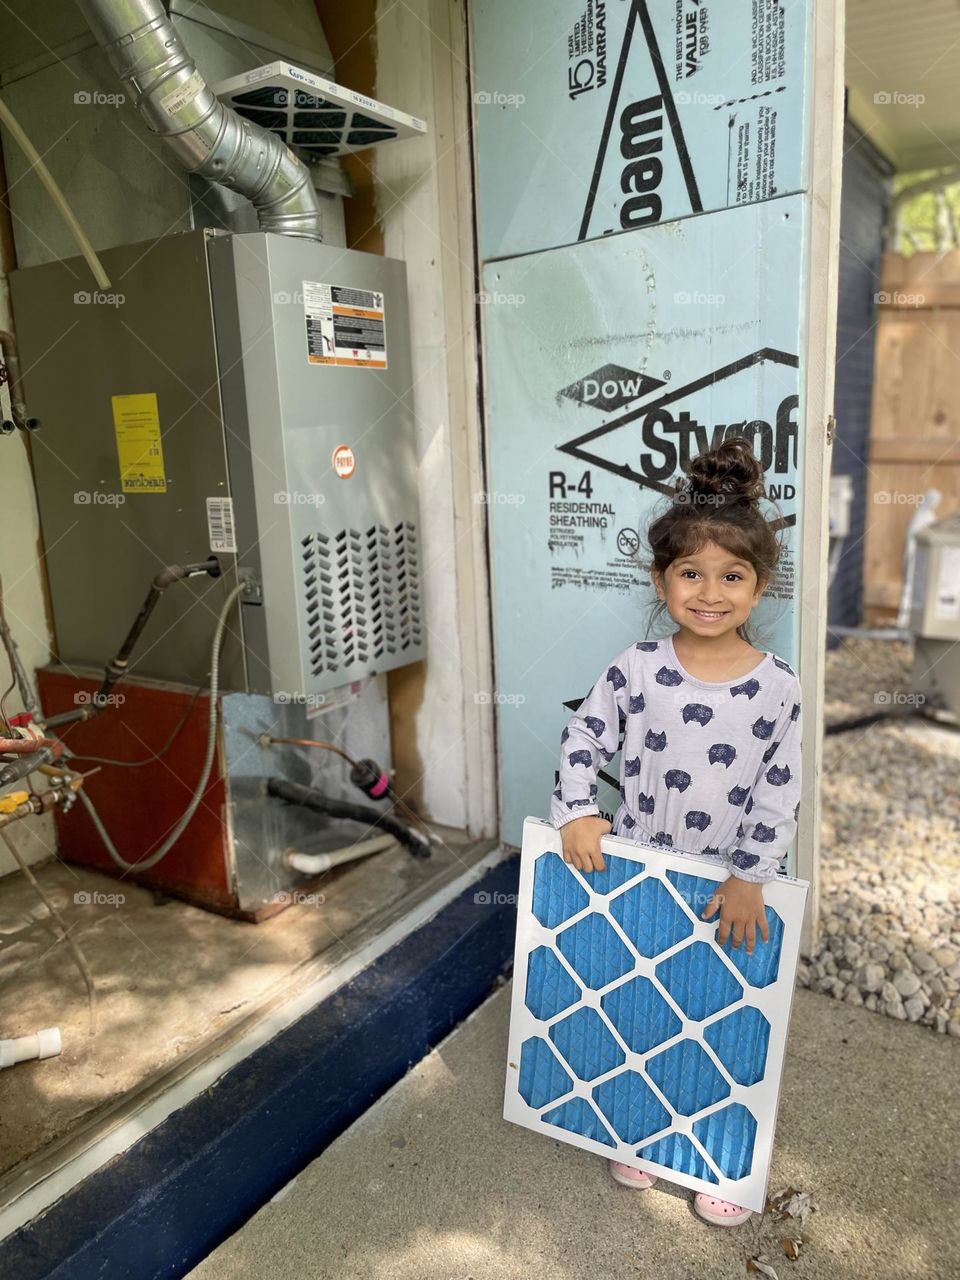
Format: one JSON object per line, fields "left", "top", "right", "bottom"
{"left": 77, "top": 583, "right": 245, "bottom": 872}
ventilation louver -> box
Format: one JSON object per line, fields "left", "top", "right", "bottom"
{"left": 301, "top": 522, "right": 422, "bottom": 676}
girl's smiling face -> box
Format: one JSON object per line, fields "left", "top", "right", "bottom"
{"left": 652, "top": 540, "right": 766, "bottom": 640}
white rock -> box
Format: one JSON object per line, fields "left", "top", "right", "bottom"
{"left": 843, "top": 986, "right": 864, "bottom": 1007}
{"left": 893, "top": 969, "right": 922, "bottom": 998}
{"left": 903, "top": 995, "right": 926, "bottom": 1021}
{"left": 910, "top": 950, "right": 938, "bottom": 973}
{"left": 856, "top": 963, "right": 885, "bottom": 993}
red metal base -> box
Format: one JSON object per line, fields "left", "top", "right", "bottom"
{"left": 36, "top": 665, "right": 237, "bottom": 914}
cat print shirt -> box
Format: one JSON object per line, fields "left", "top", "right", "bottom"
{"left": 549, "top": 632, "right": 803, "bottom": 884}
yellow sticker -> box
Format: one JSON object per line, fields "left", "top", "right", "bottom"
{"left": 111, "top": 393, "right": 167, "bottom": 493}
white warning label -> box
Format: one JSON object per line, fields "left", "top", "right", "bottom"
{"left": 304, "top": 281, "right": 388, "bottom": 368}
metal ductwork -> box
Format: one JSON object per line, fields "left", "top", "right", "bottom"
{"left": 75, "top": 0, "right": 324, "bottom": 241}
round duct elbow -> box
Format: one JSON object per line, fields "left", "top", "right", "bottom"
{"left": 75, "top": 0, "right": 324, "bottom": 242}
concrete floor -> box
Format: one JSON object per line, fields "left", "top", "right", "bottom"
{"left": 0, "top": 825, "right": 493, "bottom": 1191}
{"left": 190, "top": 979, "right": 958, "bottom": 1280}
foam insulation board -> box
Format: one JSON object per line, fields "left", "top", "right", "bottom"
{"left": 471, "top": 0, "right": 812, "bottom": 260}
{"left": 504, "top": 817, "right": 808, "bottom": 1213}
{"left": 481, "top": 195, "right": 804, "bottom": 848}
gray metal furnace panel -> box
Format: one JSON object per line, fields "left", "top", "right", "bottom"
{"left": 9, "top": 228, "right": 249, "bottom": 690}
{"left": 208, "top": 232, "right": 424, "bottom": 699}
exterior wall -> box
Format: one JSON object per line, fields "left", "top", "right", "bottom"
{"left": 828, "top": 120, "right": 894, "bottom": 638}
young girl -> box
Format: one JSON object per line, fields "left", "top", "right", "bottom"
{"left": 549, "top": 436, "right": 803, "bottom": 1228}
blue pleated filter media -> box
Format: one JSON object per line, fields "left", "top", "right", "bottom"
{"left": 504, "top": 818, "right": 808, "bottom": 1213}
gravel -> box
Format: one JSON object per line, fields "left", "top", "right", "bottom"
{"left": 797, "top": 637, "right": 960, "bottom": 1036}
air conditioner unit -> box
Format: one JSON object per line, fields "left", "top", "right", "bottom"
{"left": 909, "top": 513, "right": 960, "bottom": 717}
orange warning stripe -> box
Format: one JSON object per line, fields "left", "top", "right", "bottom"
{"left": 332, "top": 305, "right": 383, "bottom": 320}
{"left": 308, "top": 355, "right": 387, "bottom": 368}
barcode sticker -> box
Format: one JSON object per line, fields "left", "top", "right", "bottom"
{"left": 206, "top": 497, "right": 237, "bottom": 553}
{"left": 159, "top": 69, "right": 205, "bottom": 116}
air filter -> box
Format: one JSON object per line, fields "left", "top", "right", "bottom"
{"left": 213, "top": 62, "right": 427, "bottom": 157}
{"left": 504, "top": 818, "right": 808, "bottom": 1213}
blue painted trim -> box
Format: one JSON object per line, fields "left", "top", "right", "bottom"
{"left": 1, "top": 854, "right": 520, "bottom": 1279}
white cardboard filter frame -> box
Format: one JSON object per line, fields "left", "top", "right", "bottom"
{"left": 503, "top": 817, "right": 808, "bottom": 1213}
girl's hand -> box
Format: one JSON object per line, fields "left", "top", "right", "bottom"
{"left": 559, "top": 815, "right": 611, "bottom": 873}
{"left": 701, "top": 876, "right": 769, "bottom": 954}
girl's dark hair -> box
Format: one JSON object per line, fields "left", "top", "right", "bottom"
{"left": 642, "top": 436, "right": 785, "bottom": 646}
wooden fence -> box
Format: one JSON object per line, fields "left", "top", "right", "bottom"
{"left": 862, "top": 250, "right": 960, "bottom": 623}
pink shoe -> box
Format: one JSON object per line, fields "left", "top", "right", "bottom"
{"left": 609, "top": 1160, "right": 658, "bottom": 1189}
{"left": 693, "top": 1191, "right": 753, "bottom": 1226}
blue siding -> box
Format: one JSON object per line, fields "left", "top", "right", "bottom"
{"left": 828, "top": 119, "right": 895, "bottom": 639}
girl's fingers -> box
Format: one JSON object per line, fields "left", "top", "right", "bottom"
{"left": 758, "top": 911, "right": 770, "bottom": 944}
{"left": 700, "top": 892, "right": 720, "bottom": 921}
{"left": 745, "top": 921, "right": 756, "bottom": 955}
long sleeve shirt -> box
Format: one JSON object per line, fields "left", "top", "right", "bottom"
{"left": 549, "top": 632, "right": 803, "bottom": 884}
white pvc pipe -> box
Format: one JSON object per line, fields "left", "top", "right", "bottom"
{"left": 0, "top": 1027, "right": 61, "bottom": 1070}
{"left": 0, "top": 98, "right": 110, "bottom": 290}
{"left": 285, "top": 835, "right": 396, "bottom": 876}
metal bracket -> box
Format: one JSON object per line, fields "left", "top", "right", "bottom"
{"left": 237, "top": 567, "right": 263, "bottom": 604}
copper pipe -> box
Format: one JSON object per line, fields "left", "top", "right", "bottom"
{"left": 262, "top": 734, "right": 356, "bottom": 766}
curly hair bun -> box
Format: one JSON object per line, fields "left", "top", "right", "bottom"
{"left": 683, "top": 436, "right": 765, "bottom": 505}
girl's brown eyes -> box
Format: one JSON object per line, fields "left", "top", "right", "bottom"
{"left": 679, "top": 571, "right": 742, "bottom": 581}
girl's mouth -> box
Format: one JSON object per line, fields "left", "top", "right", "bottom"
{"left": 690, "top": 609, "right": 729, "bottom": 622}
